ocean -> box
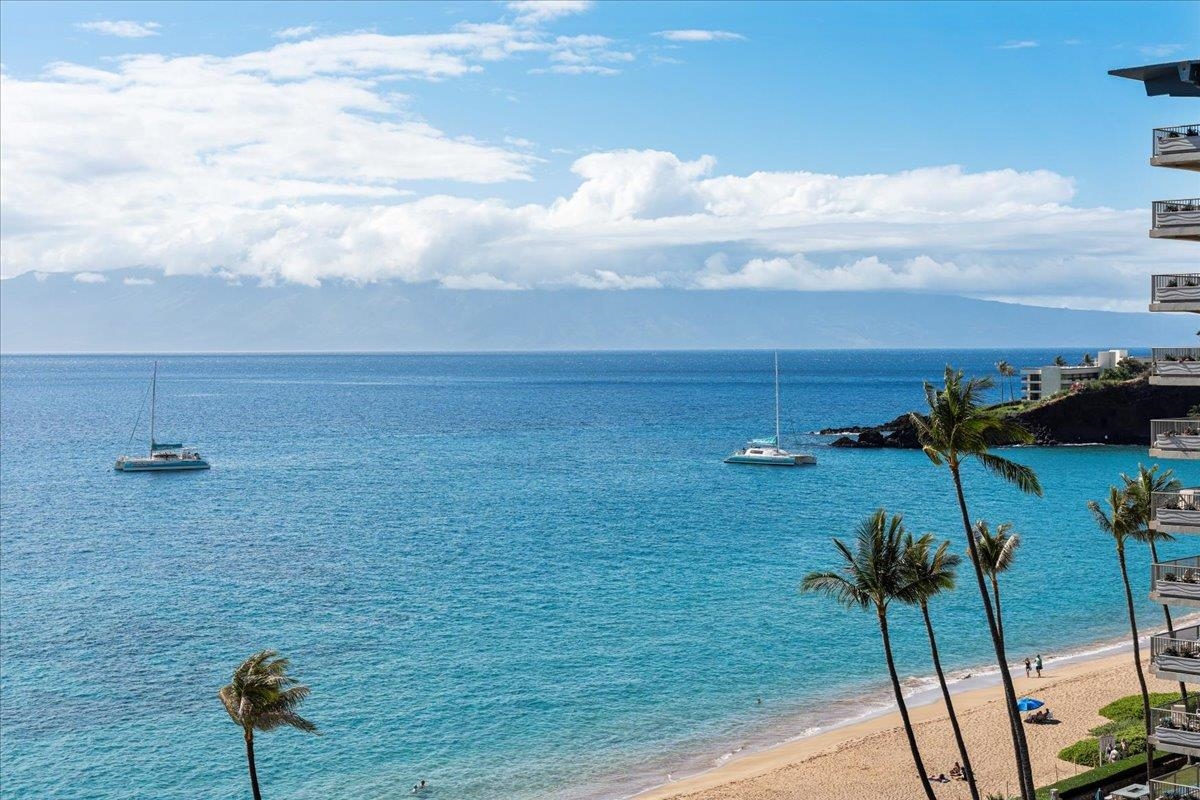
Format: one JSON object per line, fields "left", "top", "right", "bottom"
{"left": 2, "top": 350, "right": 1196, "bottom": 800}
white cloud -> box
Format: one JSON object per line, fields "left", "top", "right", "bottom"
{"left": 1139, "top": 43, "right": 1183, "bottom": 58}
{"left": 999, "top": 40, "right": 1039, "bottom": 50}
{"left": 274, "top": 25, "right": 318, "bottom": 40}
{"left": 2, "top": 15, "right": 1179, "bottom": 310}
{"left": 76, "top": 20, "right": 160, "bottom": 38}
{"left": 654, "top": 30, "right": 745, "bottom": 42}
{"left": 73, "top": 272, "right": 108, "bottom": 283}
{"left": 123, "top": 277, "right": 156, "bottom": 285}
{"left": 507, "top": 1, "right": 593, "bottom": 25}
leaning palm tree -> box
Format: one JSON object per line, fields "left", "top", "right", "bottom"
{"left": 219, "top": 650, "right": 319, "bottom": 800}
{"left": 1090, "top": 487, "right": 1154, "bottom": 788}
{"left": 995, "top": 360, "right": 1016, "bottom": 402}
{"left": 909, "top": 366, "right": 1042, "bottom": 800}
{"left": 972, "top": 521, "right": 1021, "bottom": 647}
{"left": 802, "top": 510, "right": 937, "bottom": 800}
{"left": 903, "top": 532, "right": 981, "bottom": 800}
{"left": 1123, "top": 463, "right": 1185, "bottom": 700}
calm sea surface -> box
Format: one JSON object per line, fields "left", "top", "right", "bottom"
{"left": 3, "top": 351, "right": 1197, "bottom": 800}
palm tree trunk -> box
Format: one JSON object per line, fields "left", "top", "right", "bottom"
{"left": 951, "top": 465, "right": 1036, "bottom": 800}
{"left": 1117, "top": 544, "right": 1154, "bottom": 788}
{"left": 1148, "top": 538, "right": 1189, "bottom": 703}
{"left": 991, "top": 576, "right": 1004, "bottom": 646}
{"left": 879, "top": 609, "right": 938, "bottom": 800}
{"left": 921, "top": 602, "right": 981, "bottom": 800}
{"left": 244, "top": 730, "right": 262, "bottom": 800}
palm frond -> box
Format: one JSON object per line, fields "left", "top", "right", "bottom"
{"left": 975, "top": 452, "right": 1043, "bottom": 497}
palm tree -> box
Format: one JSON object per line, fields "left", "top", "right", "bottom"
{"left": 903, "top": 533, "right": 981, "bottom": 800}
{"left": 972, "top": 521, "right": 1021, "bottom": 647}
{"left": 1054, "top": 355, "right": 1067, "bottom": 367}
{"left": 219, "top": 650, "right": 319, "bottom": 800}
{"left": 1122, "top": 463, "right": 1185, "bottom": 701}
{"left": 1089, "top": 487, "right": 1154, "bottom": 788}
{"left": 909, "top": 366, "right": 1042, "bottom": 800}
{"left": 802, "top": 510, "right": 937, "bottom": 800}
{"left": 995, "top": 360, "right": 1016, "bottom": 402}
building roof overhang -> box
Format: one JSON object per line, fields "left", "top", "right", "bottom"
{"left": 1109, "top": 60, "right": 1200, "bottom": 97}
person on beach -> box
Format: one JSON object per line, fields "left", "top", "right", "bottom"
{"left": 1024, "top": 657, "right": 1031, "bottom": 677}
{"left": 1035, "top": 653, "right": 1043, "bottom": 677}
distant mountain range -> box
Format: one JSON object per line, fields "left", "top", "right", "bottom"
{"left": 2, "top": 270, "right": 1196, "bottom": 352}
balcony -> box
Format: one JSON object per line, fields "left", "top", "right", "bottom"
{"left": 1151, "top": 699, "right": 1200, "bottom": 757}
{"left": 1152, "top": 491, "right": 1200, "bottom": 534}
{"left": 1153, "top": 125, "right": 1200, "bottom": 171}
{"left": 1152, "top": 349, "right": 1200, "bottom": 386}
{"left": 1151, "top": 624, "right": 1200, "bottom": 682}
{"left": 1151, "top": 763, "right": 1200, "bottom": 799}
{"left": 1152, "top": 199, "right": 1200, "bottom": 241}
{"left": 1152, "top": 420, "right": 1200, "bottom": 460}
{"left": 1151, "top": 274, "right": 1200, "bottom": 313}
{"left": 1152, "top": 556, "right": 1200, "bottom": 606}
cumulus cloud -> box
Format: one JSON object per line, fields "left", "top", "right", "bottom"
{"left": 76, "top": 20, "right": 161, "bottom": 38}
{"left": 507, "top": 1, "right": 594, "bottom": 25}
{"left": 654, "top": 30, "right": 745, "bottom": 42}
{"left": 274, "top": 25, "right": 318, "bottom": 40}
{"left": 123, "top": 277, "right": 156, "bottom": 285}
{"left": 73, "top": 272, "right": 108, "bottom": 283}
{"left": 0, "top": 18, "right": 1177, "bottom": 309}
{"left": 999, "top": 40, "right": 1039, "bottom": 49}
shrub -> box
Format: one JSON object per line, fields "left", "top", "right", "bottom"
{"left": 1036, "top": 752, "right": 1171, "bottom": 800}
{"left": 1098, "top": 692, "right": 1180, "bottom": 722}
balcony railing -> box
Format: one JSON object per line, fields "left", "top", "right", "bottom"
{"left": 1151, "top": 699, "right": 1200, "bottom": 755}
{"left": 1153, "top": 349, "right": 1200, "bottom": 379}
{"left": 1155, "top": 125, "right": 1200, "bottom": 157}
{"left": 1152, "top": 763, "right": 1200, "bottom": 800}
{"left": 1153, "top": 555, "right": 1200, "bottom": 602}
{"left": 1154, "top": 199, "right": 1200, "bottom": 229}
{"left": 1152, "top": 624, "right": 1200, "bottom": 679}
{"left": 1152, "top": 274, "right": 1200, "bottom": 305}
{"left": 1153, "top": 420, "right": 1200, "bottom": 456}
{"left": 1153, "top": 490, "right": 1200, "bottom": 532}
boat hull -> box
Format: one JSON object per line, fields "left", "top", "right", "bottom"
{"left": 115, "top": 458, "right": 210, "bottom": 472}
{"left": 724, "top": 453, "right": 816, "bottom": 466}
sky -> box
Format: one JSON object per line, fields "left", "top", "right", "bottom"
{"left": 1, "top": 0, "right": 1198, "bottom": 322}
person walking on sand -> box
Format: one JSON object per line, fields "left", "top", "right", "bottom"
{"left": 1035, "top": 653, "right": 1043, "bottom": 677}
{"left": 1024, "top": 657, "right": 1031, "bottom": 677}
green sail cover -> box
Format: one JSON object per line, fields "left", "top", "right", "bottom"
{"left": 151, "top": 442, "right": 184, "bottom": 451}
{"left": 748, "top": 436, "right": 777, "bottom": 446}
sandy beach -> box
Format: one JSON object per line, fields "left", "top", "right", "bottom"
{"left": 636, "top": 650, "right": 1171, "bottom": 800}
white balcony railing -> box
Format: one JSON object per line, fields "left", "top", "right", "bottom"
{"left": 1152, "top": 701, "right": 1200, "bottom": 754}
{"left": 1155, "top": 125, "right": 1200, "bottom": 157}
{"left": 1153, "top": 420, "right": 1200, "bottom": 456}
{"left": 1151, "top": 763, "right": 1200, "bottom": 799}
{"left": 1154, "top": 349, "right": 1200, "bottom": 379}
{"left": 1152, "top": 555, "right": 1200, "bottom": 601}
{"left": 1154, "top": 199, "right": 1200, "bottom": 230}
{"left": 1152, "top": 624, "right": 1200, "bottom": 678}
{"left": 1152, "top": 274, "right": 1200, "bottom": 305}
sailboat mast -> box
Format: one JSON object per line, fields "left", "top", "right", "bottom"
{"left": 774, "top": 351, "right": 781, "bottom": 446}
{"left": 150, "top": 361, "right": 157, "bottom": 452}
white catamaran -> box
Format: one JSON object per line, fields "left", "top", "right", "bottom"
{"left": 724, "top": 353, "right": 816, "bottom": 467}
{"left": 114, "top": 362, "right": 210, "bottom": 472}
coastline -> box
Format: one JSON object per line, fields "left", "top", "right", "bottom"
{"left": 627, "top": 624, "right": 1187, "bottom": 800}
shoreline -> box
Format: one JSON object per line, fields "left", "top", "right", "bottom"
{"left": 626, "top": 622, "right": 1187, "bottom": 800}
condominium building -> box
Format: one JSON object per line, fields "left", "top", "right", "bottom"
{"left": 1112, "top": 58, "right": 1200, "bottom": 800}
{"left": 1019, "top": 350, "right": 1127, "bottom": 401}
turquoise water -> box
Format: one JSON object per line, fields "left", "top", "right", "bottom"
{"left": 2, "top": 351, "right": 1197, "bottom": 800}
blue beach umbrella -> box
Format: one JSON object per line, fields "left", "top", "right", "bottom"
{"left": 1016, "top": 697, "right": 1044, "bottom": 712}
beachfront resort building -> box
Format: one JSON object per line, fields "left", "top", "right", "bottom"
{"left": 1019, "top": 350, "right": 1127, "bottom": 401}
{"left": 1112, "top": 58, "right": 1200, "bottom": 800}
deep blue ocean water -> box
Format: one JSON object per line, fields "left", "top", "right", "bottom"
{"left": 2, "top": 351, "right": 1197, "bottom": 800}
